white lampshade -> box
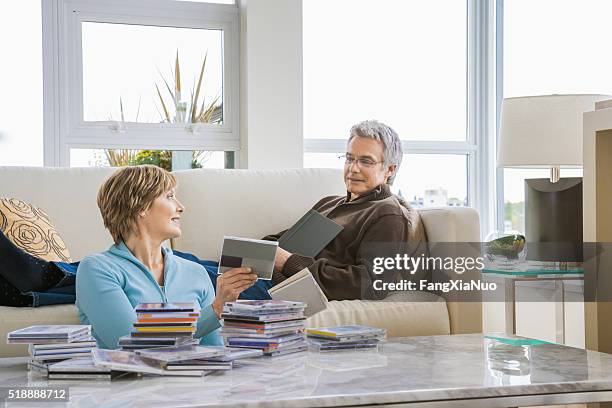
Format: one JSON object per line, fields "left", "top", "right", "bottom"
{"left": 498, "top": 94, "right": 610, "bottom": 168}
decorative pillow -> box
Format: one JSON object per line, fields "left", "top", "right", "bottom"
{"left": 0, "top": 198, "right": 72, "bottom": 262}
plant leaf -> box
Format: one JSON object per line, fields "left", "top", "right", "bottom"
{"left": 157, "top": 67, "right": 175, "bottom": 108}
{"left": 175, "top": 50, "right": 181, "bottom": 100}
{"left": 192, "top": 53, "right": 208, "bottom": 123}
{"left": 189, "top": 86, "right": 196, "bottom": 124}
{"left": 135, "top": 96, "right": 141, "bottom": 123}
{"left": 120, "top": 97, "right": 125, "bottom": 122}
{"left": 198, "top": 94, "right": 221, "bottom": 123}
{"left": 155, "top": 83, "right": 170, "bottom": 122}
{"left": 153, "top": 97, "right": 164, "bottom": 123}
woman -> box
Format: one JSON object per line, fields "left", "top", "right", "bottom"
{"left": 76, "top": 165, "right": 257, "bottom": 349}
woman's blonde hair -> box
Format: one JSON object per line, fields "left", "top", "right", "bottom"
{"left": 97, "top": 165, "right": 177, "bottom": 244}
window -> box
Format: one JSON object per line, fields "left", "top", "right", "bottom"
{"left": 303, "top": 0, "right": 467, "bottom": 142}
{"left": 303, "top": 0, "right": 492, "bottom": 226}
{"left": 70, "top": 149, "right": 233, "bottom": 169}
{"left": 43, "top": 0, "right": 239, "bottom": 168}
{"left": 396, "top": 155, "right": 468, "bottom": 207}
{"left": 81, "top": 22, "right": 224, "bottom": 125}
{"left": 500, "top": 0, "right": 612, "bottom": 232}
{"left": 504, "top": 0, "right": 612, "bottom": 98}
{"left": 304, "top": 153, "right": 468, "bottom": 208}
{"left": 0, "top": 0, "right": 43, "bottom": 166}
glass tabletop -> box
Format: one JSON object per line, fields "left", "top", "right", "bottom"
{"left": 0, "top": 333, "right": 612, "bottom": 408}
{"left": 482, "top": 260, "right": 583, "bottom": 276}
{"left": 483, "top": 268, "right": 583, "bottom": 276}
{"left": 2, "top": 334, "right": 612, "bottom": 407}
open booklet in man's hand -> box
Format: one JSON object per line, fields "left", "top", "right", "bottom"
{"left": 278, "top": 209, "right": 343, "bottom": 257}
{"left": 268, "top": 268, "right": 328, "bottom": 317}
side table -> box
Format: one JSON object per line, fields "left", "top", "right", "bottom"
{"left": 483, "top": 268, "right": 584, "bottom": 344}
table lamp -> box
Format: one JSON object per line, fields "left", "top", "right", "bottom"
{"left": 498, "top": 94, "right": 610, "bottom": 266}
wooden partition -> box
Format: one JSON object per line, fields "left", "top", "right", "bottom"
{"left": 584, "top": 110, "right": 612, "bottom": 355}
{"left": 583, "top": 108, "right": 612, "bottom": 408}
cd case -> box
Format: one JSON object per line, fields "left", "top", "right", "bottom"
{"left": 135, "top": 302, "right": 199, "bottom": 313}
{"left": 307, "top": 339, "right": 380, "bottom": 353}
{"left": 135, "top": 345, "right": 226, "bottom": 363}
{"left": 218, "top": 236, "right": 278, "bottom": 280}
{"left": 8, "top": 325, "right": 91, "bottom": 339}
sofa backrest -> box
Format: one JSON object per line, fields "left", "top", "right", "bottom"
{"left": 172, "top": 168, "right": 347, "bottom": 259}
{"left": 0, "top": 166, "right": 480, "bottom": 262}
{"left": 172, "top": 168, "right": 481, "bottom": 259}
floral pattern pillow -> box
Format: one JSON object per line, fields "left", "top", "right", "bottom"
{"left": 0, "top": 198, "right": 72, "bottom": 262}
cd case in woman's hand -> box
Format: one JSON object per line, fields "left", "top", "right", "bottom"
{"left": 219, "top": 236, "right": 278, "bottom": 280}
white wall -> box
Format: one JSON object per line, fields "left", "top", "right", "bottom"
{"left": 239, "top": 0, "right": 303, "bottom": 169}
{"left": 483, "top": 283, "right": 585, "bottom": 348}
{"left": 0, "top": 0, "right": 44, "bottom": 166}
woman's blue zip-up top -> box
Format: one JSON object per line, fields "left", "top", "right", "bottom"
{"left": 75, "top": 241, "right": 222, "bottom": 349}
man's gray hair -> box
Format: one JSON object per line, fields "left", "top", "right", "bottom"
{"left": 348, "top": 120, "right": 403, "bottom": 185}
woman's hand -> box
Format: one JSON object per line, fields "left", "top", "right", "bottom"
{"left": 212, "top": 267, "right": 258, "bottom": 318}
{"left": 274, "top": 247, "right": 292, "bottom": 272}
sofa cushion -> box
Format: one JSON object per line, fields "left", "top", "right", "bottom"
{"left": 306, "top": 292, "right": 450, "bottom": 337}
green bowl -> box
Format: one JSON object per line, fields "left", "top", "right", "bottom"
{"left": 486, "top": 234, "right": 526, "bottom": 260}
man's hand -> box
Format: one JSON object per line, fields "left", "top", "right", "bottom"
{"left": 212, "top": 267, "right": 258, "bottom": 318}
{"left": 274, "top": 247, "right": 292, "bottom": 272}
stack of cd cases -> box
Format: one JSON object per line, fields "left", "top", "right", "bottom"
{"left": 46, "top": 356, "right": 127, "bottom": 380}
{"left": 305, "top": 325, "right": 387, "bottom": 352}
{"left": 221, "top": 300, "right": 307, "bottom": 357}
{"left": 119, "top": 302, "right": 200, "bottom": 350}
{"left": 7, "top": 325, "right": 97, "bottom": 376}
{"left": 28, "top": 337, "right": 97, "bottom": 359}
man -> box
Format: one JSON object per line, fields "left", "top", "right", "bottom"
{"left": 267, "top": 120, "right": 427, "bottom": 300}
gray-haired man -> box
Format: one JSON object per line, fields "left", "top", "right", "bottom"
{"left": 266, "top": 119, "right": 427, "bottom": 301}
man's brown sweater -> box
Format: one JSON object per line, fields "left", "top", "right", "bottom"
{"left": 265, "top": 184, "right": 427, "bottom": 300}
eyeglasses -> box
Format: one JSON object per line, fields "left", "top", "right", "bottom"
{"left": 338, "top": 154, "right": 384, "bottom": 168}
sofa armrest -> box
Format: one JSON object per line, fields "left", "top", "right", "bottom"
{"left": 446, "top": 301, "right": 482, "bottom": 334}
{"left": 419, "top": 207, "right": 483, "bottom": 334}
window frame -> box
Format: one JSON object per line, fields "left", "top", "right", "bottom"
{"left": 302, "top": 0, "right": 496, "bottom": 238}
{"left": 42, "top": 0, "right": 240, "bottom": 167}
{"left": 495, "top": 0, "right": 505, "bottom": 234}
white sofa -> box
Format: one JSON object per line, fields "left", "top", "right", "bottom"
{"left": 0, "top": 166, "right": 482, "bottom": 357}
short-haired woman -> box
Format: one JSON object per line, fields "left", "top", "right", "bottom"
{"left": 76, "top": 165, "right": 257, "bottom": 349}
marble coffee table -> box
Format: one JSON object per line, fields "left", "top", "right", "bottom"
{"left": 2, "top": 334, "right": 612, "bottom": 408}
